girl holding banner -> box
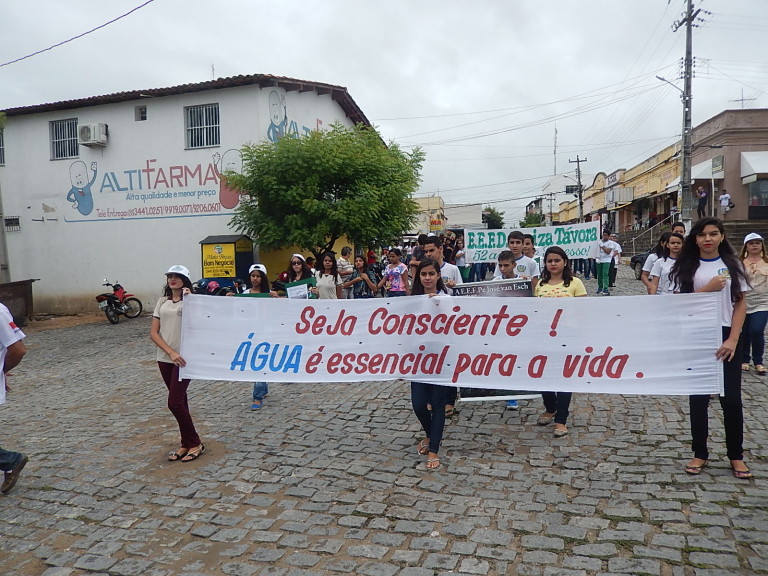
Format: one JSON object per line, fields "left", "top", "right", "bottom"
{"left": 150, "top": 265, "right": 205, "bottom": 463}
{"left": 670, "top": 218, "right": 752, "bottom": 479}
{"left": 410, "top": 258, "right": 449, "bottom": 470}
{"left": 534, "top": 247, "right": 586, "bottom": 437}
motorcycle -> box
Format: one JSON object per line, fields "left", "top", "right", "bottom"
{"left": 95, "top": 280, "right": 143, "bottom": 324}
{"left": 193, "top": 278, "right": 246, "bottom": 296}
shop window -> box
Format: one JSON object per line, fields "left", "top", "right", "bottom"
{"left": 0, "top": 130, "right": 4, "bottom": 165}
{"left": 748, "top": 180, "right": 768, "bottom": 206}
{"left": 185, "top": 103, "right": 220, "bottom": 149}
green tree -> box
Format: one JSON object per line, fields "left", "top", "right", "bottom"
{"left": 0, "top": 112, "right": 5, "bottom": 130}
{"left": 518, "top": 212, "right": 544, "bottom": 228}
{"left": 482, "top": 206, "right": 505, "bottom": 229}
{"left": 230, "top": 124, "right": 424, "bottom": 260}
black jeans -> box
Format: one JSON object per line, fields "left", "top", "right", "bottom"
{"left": 541, "top": 391, "right": 572, "bottom": 425}
{"left": 697, "top": 199, "right": 707, "bottom": 219}
{"left": 411, "top": 382, "right": 450, "bottom": 454}
{"left": 689, "top": 327, "right": 744, "bottom": 461}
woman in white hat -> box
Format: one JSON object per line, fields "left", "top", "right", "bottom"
{"left": 243, "top": 263, "right": 274, "bottom": 409}
{"left": 150, "top": 265, "right": 205, "bottom": 462}
{"left": 740, "top": 233, "right": 768, "bottom": 375}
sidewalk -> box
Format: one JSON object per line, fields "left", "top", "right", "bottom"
{"left": 0, "top": 274, "right": 766, "bottom": 576}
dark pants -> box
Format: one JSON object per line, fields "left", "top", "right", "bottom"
{"left": 689, "top": 327, "right": 744, "bottom": 461}
{"left": 0, "top": 447, "right": 23, "bottom": 472}
{"left": 411, "top": 382, "right": 450, "bottom": 454}
{"left": 158, "top": 361, "right": 201, "bottom": 449}
{"left": 697, "top": 199, "right": 707, "bottom": 219}
{"left": 740, "top": 310, "right": 768, "bottom": 366}
{"left": 609, "top": 258, "right": 617, "bottom": 286}
{"left": 541, "top": 391, "right": 572, "bottom": 425}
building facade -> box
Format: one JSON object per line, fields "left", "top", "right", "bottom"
{"left": 551, "top": 109, "right": 768, "bottom": 231}
{"left": 0, "top": 75, "right": 369, "bottom": 313}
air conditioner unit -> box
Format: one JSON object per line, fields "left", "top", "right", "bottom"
{"left": 78, "top": 123, "right": 108, "bottom": 146}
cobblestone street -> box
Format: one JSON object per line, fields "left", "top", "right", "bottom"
{"left": 1, "top": 268, "right": 767, "bottom": 575}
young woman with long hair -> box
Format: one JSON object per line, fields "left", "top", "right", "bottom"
{"left": 342, "top": 255, "right": 378, "bottom": 299}
{"left": 648, "top": 232, "right": 684, "bottom": 295}
{"left": 378, "top": 248, "right": 409, "bottom": 297}
{"left": 313, "top": 251, "right": 343, "bottom": 299}
{"left": 410, "top": 258, "right": 448, "bottom": 470}
{"left": 669, "top": 217, "right": 752, "bottom": 479}
{"left": 150, "top": 265, "right": 205, "bottom": 463}
{"left": 739, "top": 233, "right": 768, "bottom": 375}
{"left": 641, "top": 231, "right": 671, "bottom": 293}
{"left": 454, "top": 236, "right": 470, "bottom": 282}
{"left": 534, "top": 247, "right": 586, "bottom": 437}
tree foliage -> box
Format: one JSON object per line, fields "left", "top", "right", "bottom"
{"left": 518, "top": 211, "right": 544, "bottom": 229}
{"left": 483, "top": 206, "right": 505, "bottom": 229}
{"left": 0, "top": 112, "right": 6, "bottom": 131}
{"left": 229, "top": 124, "right": 424, "bottom": 260}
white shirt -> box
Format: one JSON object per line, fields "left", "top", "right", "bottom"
{"left": 440, "top": 261, "right": 464, "bottom": 294}
{"left": 689, "top": 257, "right": 749, "bottom": 327}
{"left": 719, "top": 193, "right": 731, "bottom": 207}
{"left": 650, "top": 257, "right": 675, "bottom": 295}
{"left": 643, "top": 253, "right": 660, "bottom": 274}
{"left": 0, "top": 303, "right": 25, "bottom": 405}
{"left": 493, "top": 254, "right": 540, "bottom": 280}
{"left": 597, "top": 240, "right": 618, "bottom": 264}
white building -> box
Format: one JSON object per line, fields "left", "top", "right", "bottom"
{"left": 0, "top": 74, "right": 370, "bottom": 313}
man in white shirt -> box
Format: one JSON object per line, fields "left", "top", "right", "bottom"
{"left": 719, "top": 190, "right": 732, "bottom": 219}
{"left": 0, "top": 303, "right": 27, "bottom": 494}
{"left": 423, "top": 236, "right": 463, "bottom": 293}
{"left": 596, "top": 230, "right": 618, "bottom": 295}
{"left": 609, "top": 233, "right": 622, "bottom": 288}
{"left": 493, "top": 231, "right": 540, "bottom": 290}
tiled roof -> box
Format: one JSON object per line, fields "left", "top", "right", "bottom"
{"left": 3, "top": 73, "right": 371, "bottom": 126}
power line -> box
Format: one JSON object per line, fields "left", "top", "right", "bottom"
{"left": 0, "top": 0, "right": 157, "bottom": 68}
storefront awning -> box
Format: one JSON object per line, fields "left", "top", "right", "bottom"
{"left": 691, "top": 160, "right": 713, "bottom": 180}
{"left": 663, "top": 177, "right": 680, "bottom": 192}
{"left": 607, "top": 202, "right": 632, "bottom": 211}
{"left": 741, "top": 151, "right": 768, "bottom": 184}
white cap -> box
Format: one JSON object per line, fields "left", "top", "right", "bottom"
{"left": 249, "top": 264, "right": 267, "bottom": 275}
{"left": 291, "top": 253, "right": 305, "bottom": 262}
{"left": 744, "top": 232, "right": 764, "bottom": 244}
{"left": 165, "top": 265, "right": 190, "bottom": 280}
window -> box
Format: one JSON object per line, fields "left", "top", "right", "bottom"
{"left": 135, "top": 105, "right": 147, "bottom": 121}
{"left": 749, "top": 180, "right": 768, "bottom": 206}
{"left": 50, "top": 118, "right": 79, "bottom": 159}
{"left": 185, "top": 103, "right": 219, "bottom": 148}
{"left": 0, "top": 130, "right": 4, "bottom": 166}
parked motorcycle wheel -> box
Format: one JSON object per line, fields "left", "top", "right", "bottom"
{"left": 105, "top": 307, "right": 120, "bottom": 324}
{"left": 123, "top": 297, "right": 143, "bottom": 318}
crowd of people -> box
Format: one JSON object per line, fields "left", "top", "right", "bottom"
{"left": 143, "top": 218, "right": 757, "bottom": 480}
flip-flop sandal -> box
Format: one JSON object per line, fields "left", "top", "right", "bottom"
{"left": 756, "top": 365, "right": 767, "bottom": 375}
{"left": 741, "top": 363, "right": 751, "bottom": 372}
{"left": 417, "top": 439, "right": 429, "bottom": 455}
{"left": 684, "top": 460, "right": 707, "bottom": 475}
{"left": 732, "top": 465, "right": 753, "bottom": 479}
{"left": 168, "top": 449, "right": 188, "bottom": 462}
{"left": 181, "top": 444, "right": 205, "bottom": 462}
{"left": 426, "top": 457, "right": 441, "bottom": 470}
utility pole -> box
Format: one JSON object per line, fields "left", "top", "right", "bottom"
{"left": 569, "top": 155, "right": 587, "bottom": 223}
{"left": 673, "top": 0, "right": 700, "bottom": 227}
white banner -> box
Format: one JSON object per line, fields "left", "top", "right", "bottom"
{"left": 180, "top": 293, "right": 724, "bottom": 395}
{"left": 465, "top": 221, "right": 601, "bottom": 264}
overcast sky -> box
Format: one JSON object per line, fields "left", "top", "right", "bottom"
{"left": 2, "top": 0, "right": 767, "bottom": 225}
